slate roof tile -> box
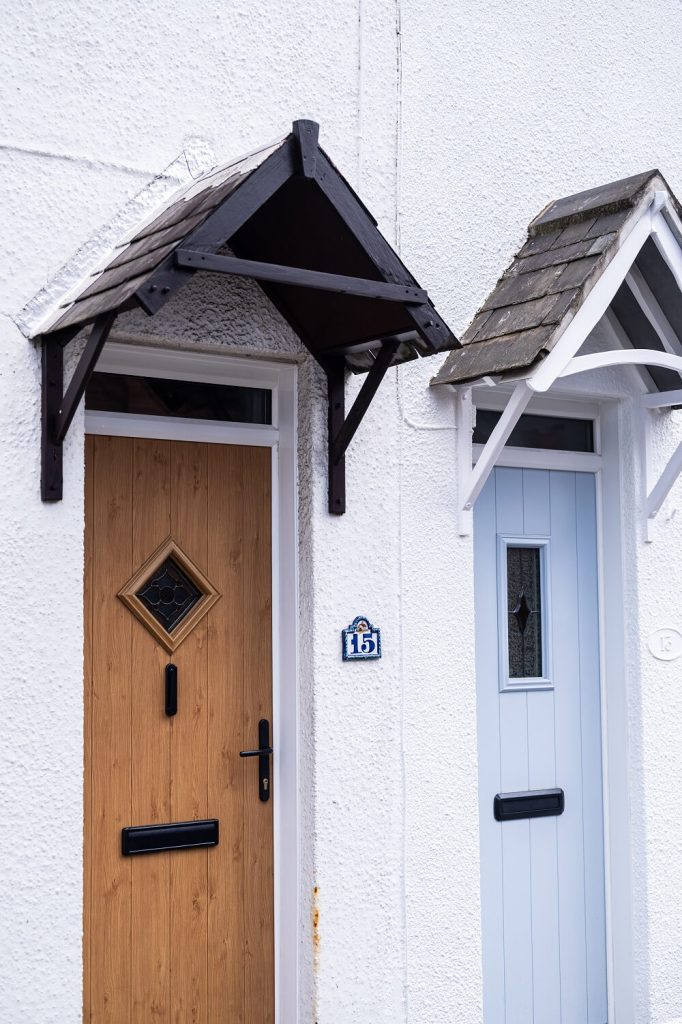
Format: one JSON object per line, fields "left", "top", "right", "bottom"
{"left": 510, "top": 232, "right": 615, "bottom": 275}
{"left": 473, "top": 293, "right": 567, "bottom": 342}
{"left": 480, "top": 264, "right": 564, "bottom": 311}
{"left": 517, "top": 230, "right": 564, "bottom": 259}
{"left": 530, "top": 169, "right": 657, "bottom": 231}
{"left": 437, "top": 326, "right": 557, "bottom": 383}
{"left": 551, "top": 217, "right": 598, "bottom": 248}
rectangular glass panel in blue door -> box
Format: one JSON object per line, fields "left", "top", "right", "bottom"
{"left": 507, "top": 546, "right": 543, "bottom": 678}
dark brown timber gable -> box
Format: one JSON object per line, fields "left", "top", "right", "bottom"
{"left": 35, "top": 120, "right": 458, "bottom": 510}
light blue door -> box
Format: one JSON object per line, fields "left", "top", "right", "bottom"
{"left": 474, "top": 468, "right": 608, "bottom": 1023}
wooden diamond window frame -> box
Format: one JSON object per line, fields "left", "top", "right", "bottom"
{"left": 118, "top": 537, "right": 220, "bottom": 653}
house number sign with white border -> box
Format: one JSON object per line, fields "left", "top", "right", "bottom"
{"left": 342, "top": 615, "right": 381, "bottom": 661}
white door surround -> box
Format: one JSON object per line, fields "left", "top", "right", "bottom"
{"left": 84, "top": 340, "right": 300, "bottom": 1024}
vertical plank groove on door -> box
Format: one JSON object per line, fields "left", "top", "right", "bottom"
{"left": 170, "top": 441, "right": 209, "bottom": 1023}
{"left": 131, "top": 439, "right": 172, "bottom": 1021}
{"left": 575, "top": 473, "right": 608, "bottom": 1023}
{"left": 243, "top": 447, "right": 274, "bottom": 1024}
{"left": 551, "top": 471, "right": 589, "bottom": 1023}
{"left": 89, "top": 435, "right": 134, "bottom": 1023}
{"left": 84, "top": 435, "right": 94, "bottom": 1022}
{"left": 474, "top": 472, "right": 506, "bottom": 1024}
{"left": 495, "top": 468, "right": 534, "bottom": 1023}
{"left": 207, "top": 445, "right": 246, "bottom": 1022}
{"left": 522, "top": 470, "right": 562, "bottom": 1022}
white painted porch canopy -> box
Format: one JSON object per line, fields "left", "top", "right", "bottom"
{"left": 432, "top": 170, "right": 682, "bottom": 536}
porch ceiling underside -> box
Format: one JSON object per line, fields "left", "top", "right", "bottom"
{"left": 34, "top": 125, "right": 457, "bottom": 373}
{"left": 432, "top": 169, "right": 682, "bottom": 392}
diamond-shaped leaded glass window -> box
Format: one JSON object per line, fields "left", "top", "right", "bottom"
{"left": 118, "top": 538, "right": 220, "bottom": 652}
{"left": 136, "top": 557, "right": 202, "bottom": 632}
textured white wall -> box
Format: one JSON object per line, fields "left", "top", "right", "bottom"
{"left": 1, "top": 1, "right": 682, "bottom": 1022}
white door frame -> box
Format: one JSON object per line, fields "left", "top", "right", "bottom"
{"left": 84, "top": 340, "right": 300, "bottom": 1024}
{"left": 472, "top": 388, "right": 634, "bottom": 1024}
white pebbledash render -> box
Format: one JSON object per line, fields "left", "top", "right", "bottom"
{"left": 2, "top": 4, "right": 682, "bottom": 1024}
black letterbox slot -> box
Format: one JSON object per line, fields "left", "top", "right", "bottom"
{"left": 122, "top": 818, "right": 219, "bottom": 855}
{"left": 494, "top": 788, "right": 564, "bottom": 822}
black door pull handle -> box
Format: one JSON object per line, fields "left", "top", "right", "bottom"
{"left": 239, "top": 719, "right": 272, "bottom": 802}
{"left": 165, "top": 664, "right": 178, "bottom": 717}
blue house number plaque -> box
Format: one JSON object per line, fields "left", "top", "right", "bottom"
{"left": 342, "top": 615, "right": 381, "bottom": 661}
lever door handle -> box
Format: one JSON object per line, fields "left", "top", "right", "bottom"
{"left": 239, "top": 719, "right": 272, "bottom": 802}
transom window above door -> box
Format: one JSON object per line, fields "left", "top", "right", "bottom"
{"left": 473, "top": 409, "right": 595, "bottom": 452}
{"left": 85, "top": 371, "right": 272, "bottom": 425}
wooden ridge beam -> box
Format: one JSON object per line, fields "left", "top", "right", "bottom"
{"left": 292, "top": 119, "right": 319, "bottom": 178}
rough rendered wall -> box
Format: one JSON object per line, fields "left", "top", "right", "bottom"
{"left": 397, "top": 4, "right": 682, "bottom": 1021}
{"left": 1, "top": 2, "right": 682, "bottom": 1024}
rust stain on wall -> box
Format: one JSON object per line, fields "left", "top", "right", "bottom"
{"left": 312, "top": 884, "right": 320, "bottom": 970}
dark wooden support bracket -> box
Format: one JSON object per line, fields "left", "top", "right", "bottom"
{"left": 326, "top": 340, "right": 400, "bottom": 514}
{"left": 41, "top": 312, "right": 116, "bottom": 501}
{"left": 41, "top": 336, "right": 64, "bottom": 502}
{"left": 326, "top": 360, "right": 346, "bottom": 514}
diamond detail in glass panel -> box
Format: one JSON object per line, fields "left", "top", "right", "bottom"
{"left": 512, "top": 591, "right": 531, "bottom": 635}
{"left": 118, "top": 537, "right": 220, "bottom": 653}
{"left": 136, "top": 557, "right": 203, "bottom": 633}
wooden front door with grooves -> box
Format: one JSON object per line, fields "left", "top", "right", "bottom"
{"left": 84, "top": 436, "right": 274, "bottom": 1023}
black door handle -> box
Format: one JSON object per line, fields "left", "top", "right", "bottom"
{"left": 239, "top": 719, "right": 272, "bottom": 802}
{"left": 165, "top": 664, "right": 178, "bottom": 717}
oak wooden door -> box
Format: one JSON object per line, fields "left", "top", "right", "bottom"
{"left": 84, "top": 436, "right": 274, "bottom": 1023}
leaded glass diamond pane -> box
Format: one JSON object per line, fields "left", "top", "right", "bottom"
{"left": 136, "top": 557, "right": 203, "bottom": 633}
{"left": 507, "top": 546, "right": 543, "bottom": 678}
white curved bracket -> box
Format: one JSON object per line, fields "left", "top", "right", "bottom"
{"left": 560, "top": 348, "right": 682, "bottom": 379}
{"left": 555, "top": 350, "right": 682, "bottom": 539}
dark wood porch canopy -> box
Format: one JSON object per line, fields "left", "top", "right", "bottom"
{"left": 38, "top": 120, "right": 458, "bottom": 511}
